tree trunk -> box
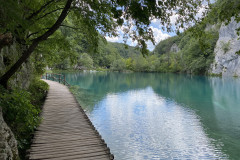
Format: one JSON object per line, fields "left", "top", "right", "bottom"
{"left": 0, "top": 0, "right": 73, "bottom": 89}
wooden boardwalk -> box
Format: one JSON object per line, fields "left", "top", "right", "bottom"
{"left": 28, "top": 80, "right": 113, "bottom": 160}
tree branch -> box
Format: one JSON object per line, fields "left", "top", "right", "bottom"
{"left": 0, "top": 0, "right": 73, "bottom": 88}
{"left": 27, "top": 0, "right": 55, "bottom": 20}
{"left": 36, "top": 8, "right": 65, "bottom": 21}
{"left": 27, "top": 28, "right": 50, "bottom": 39}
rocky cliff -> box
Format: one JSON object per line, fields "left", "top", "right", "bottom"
{"left": 0, "top": 107, "right": 19, "bottom": 160}
{"left": 0, "top": 40, "right": 34, "bottom": 159}
{"left": 0, "top": 40, "right": 33, "bottom": 89}
{"left": 210, "top": 18, "right": 240, "bottom": 76}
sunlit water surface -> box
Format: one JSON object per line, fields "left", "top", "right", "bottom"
{"left": 63, "top": 72, "right": 240, "bottom": 160}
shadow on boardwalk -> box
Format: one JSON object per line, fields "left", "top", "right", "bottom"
{"left": 28, "top": 80, "right": 113, "bottom": 160}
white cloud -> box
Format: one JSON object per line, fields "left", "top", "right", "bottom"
{"left": 105, "top": 23, "right": 171, "bottom": 51}
{"left": 170, "top": 13, "right": 179, "bottom": 26}
{"left": 127, "top": 39, "right": 137, "bottom": 46}
{"left": 147, "top": 26, "right": 170, "bottom": 51}
{"left": 196, "top": 5, "right": 207, "bottom": 20}
{"left": 151, "top": 26, "right": 170, "bottom": 43}
{"left": 151, "top": 18, "right": 159, "bottom": 24}
{"left": 105, "top": 36, "right": 122, "bottom": 43}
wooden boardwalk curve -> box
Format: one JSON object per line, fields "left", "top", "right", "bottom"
{"left": 28, "top": 80, "right": 113, "bottom": 160}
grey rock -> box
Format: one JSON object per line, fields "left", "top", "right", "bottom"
{"left": 170, "top": 43, "right": 180, "bottom": 53}
{"left": 0, "top": 107, "right": 19, "bottom": 160}
{"left": 210, "top": 18, "right": 240, "bottom": 76}
{"left": 0, "top": 40, "right": 33, "bottom": 89}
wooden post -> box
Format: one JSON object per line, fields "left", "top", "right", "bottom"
{"left": 64, "top": 75, "right": 66, "bottom": 85}
{"left": 46, "top": 73, "right": 47, "bottom": 80}
{"left": 59, "top": 75, "right": 61, "bottom": 83}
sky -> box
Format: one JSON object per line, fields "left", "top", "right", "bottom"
{"left": 105, "top": 3, "right": 208, "bottom": 51}
{"left": 105, "top": 20, "right": 174, "bottom": 51}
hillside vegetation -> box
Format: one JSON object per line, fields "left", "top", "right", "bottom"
{"left": 52, "top": 28, "right": 219, "bottom": 74}
{"left": 51, "top": 0, "right": 226, "bottom": 75}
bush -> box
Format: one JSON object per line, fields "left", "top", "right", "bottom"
{"left": 111, "top": 59, "right": 126, "bottom": 72}
{"left": 0, "top": 79, "right": 49, "bottom": 159}
{"left": 77, "top": 53, "right": 94, "bottom": 69}
{"left": 220, "top": 41, "right": 231, "bottom": 53}
{"left": 28, "top": 78, "right": 49, "bottom": 107}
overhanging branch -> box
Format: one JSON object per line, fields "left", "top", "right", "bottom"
{"left": 27, "top": 0, "right": 55, "bottom": 20}
{"left": 0, "top": 0, "right": 73, "bottom": 88}
{"left": 27, "top": 28, "right": 50, "bottom": 39}
{"left": 36, "top": 8, "right": 65, "bottom": 21}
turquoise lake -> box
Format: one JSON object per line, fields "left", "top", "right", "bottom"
{"left": 62, "top": 72, "right": 240, "bottom": 160}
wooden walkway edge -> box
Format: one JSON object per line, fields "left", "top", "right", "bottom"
{"left": 28, "top": 80, "right": 114, "bottom": 160}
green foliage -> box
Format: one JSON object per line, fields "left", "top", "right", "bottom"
{"left": 111, "top": 59, "right": 126, "bottom": 72}
{"left": 153, "top": 29, "right": 219, "bottom": 74}
{"left": 214, "top": 0, "right": 240, "bottom": 24}
{"left": 0, "top": 88, "right": 39, "bottom": 157}
{"left": 92, "top": 40, "right": 142, "bottom": 68}
{"left": 236, "top": 50, "right": 240, "bottom": 55}
{"left": 0, "top": 80, "right": 49, "bottom": 159}
{"left": 153, "top": 35, "right": 182, "bottom": 55}
{"left": 125, "top": 58, "right": 134, "bottom": 70}
{"left": 208, "top": 72, "right": 222, "bottom": 77}
{"left": 52, "top": 22, "right": 219, "bottom": 75}
{"left": 77, "top": 53, "right": 94, "bottom": 69}
{"left": 132, "top": 55, "right": 149, "bottom": 72}
{"left": 28, "top": 79, "right": 49, "bottom": 107}
{"left": 220, "top": 41, "right": 231, "bottom": 53}
{"left": 110, "top": 42, "right": 142, "bottom": 58}
{"left": 0, "top": 0, "right": 207, "bottom": 57}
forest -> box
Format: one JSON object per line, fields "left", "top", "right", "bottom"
{"left": 52, "top": 29, "right": 219, "bottom": 75}
{"left": 49, "top": 0, "right": 230, "bottom": 75}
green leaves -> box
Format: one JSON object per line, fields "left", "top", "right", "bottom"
{"left": 0, "top": 87, "right": 40, "bottom": 142}
{"left": 77, "top": 53, "right": 94, "bottom": 69}
{"left": 1, "top": 0, "right": 209, "bottom": 58}
{"left": 0, "top": 0, "right": 24, "bottom": 33}
{"left": 0, "top": 80, "right": 48, "bottom": 158}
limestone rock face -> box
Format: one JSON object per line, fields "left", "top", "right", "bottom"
{"left": 0, "top": 107, "right": 19, "bottom": 160}
{"left": 210, "top": 18, "right": 240, "bottom": 76}
{"left": 170, "top": 43, "right": 180, "bottom": 53}
{"left": 0, "top": 41, "right": 33, "bottom": 89}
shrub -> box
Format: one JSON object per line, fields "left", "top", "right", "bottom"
{"left": 220, "top": 41, "right": 231, "bottom": 53}
{"left": 28, "top": 78, "right": 49, "bottom": 107}
{"left": 111, "top": 59, "right": 126, "bottom": 72}
{"left": 0, "top": 79, "right": 49, "bottom": 159}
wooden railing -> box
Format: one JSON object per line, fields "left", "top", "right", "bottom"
{"left": 43, "top": 73, "right": 70, "bottom": 86}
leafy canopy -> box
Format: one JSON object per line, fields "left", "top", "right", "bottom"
{"left": 0, "top": 0, "right": 207, "bottom": 55}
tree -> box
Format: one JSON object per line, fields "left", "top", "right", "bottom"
{"left": 133, "top": 55, "right": 148, "bottom": 72}
{"left": 0, "top": 0, "right": 73, "bottom": 88}
{"left": 111, "top": 59, "right": 126, "bottom": 72}
{"left": 77, "top": 53, "right": 93, "bottom": 69}
{"left": 126, "top": 58, "right": 134, "bottom": 70}
{"left": 0, "top": 0, "right": 208, "bottom": 88}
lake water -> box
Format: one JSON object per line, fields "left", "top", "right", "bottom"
{"left": 62, "top": 72, "right": 240, "bottom": 160}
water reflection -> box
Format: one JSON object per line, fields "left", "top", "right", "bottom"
{"left": 63, "top": 72, "right": 240, "bottom": 159}
{"left": 91, "top": 88, "right": 226, "bottom": 159}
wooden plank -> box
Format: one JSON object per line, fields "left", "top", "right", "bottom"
{"left": 30, "top": 151, "right": 109, "bottom": 160}
{"left": 32, "top": 154, "right": 111, "bottom": 160}
{"left": 29, "top": 144, "right": 107, "bottom": 153}
{"left": 29, "top": 147, "right": 110, "bottom": 159}
{"left": 28, "top": 80, "right": 113, "bottom": 160}
{"left": 32, "top": 136, "right": 102, "bottom": 144}
{"left": 31, "top": 138, "right": 104, "bottom": 147}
